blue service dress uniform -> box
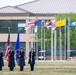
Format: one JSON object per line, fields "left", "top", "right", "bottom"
{"left": 8, "top": 50, "right": 15, "bottom": 71}
{"left": 19, "top": 51, "right": 25, "bottom": 71}
{"left": 28, "top": 51, "right": 35, "bottom": 71}
{"left": 0, "top": 52, "right": 4, "bottom": 70}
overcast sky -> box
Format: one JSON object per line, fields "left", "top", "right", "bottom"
{"left": 0, "top": 0, "right": 34, "bottom": 8}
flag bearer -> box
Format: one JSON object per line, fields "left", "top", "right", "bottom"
{"left": 8, "top": 47, "right": 15, "bottom": 71}
{"left": 28, "top": 48, "right": 36, "bottom": 71}
{"left": 0, "top": 48, "right": 4, "bottom": 71}
{"left": 19, "top": 48, "right": 25, "bottom": 71}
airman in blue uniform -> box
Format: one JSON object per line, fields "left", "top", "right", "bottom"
{"left": 0, "top": 48, "right": 4, "bottom": 71}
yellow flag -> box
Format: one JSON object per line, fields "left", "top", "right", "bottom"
{"left": 56, "top": 19, "right": 66, "bottom": 27}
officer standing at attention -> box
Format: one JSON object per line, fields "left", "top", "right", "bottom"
{"left": 0, "top": 48, "right": 4, "bottom": 71}
{"left": 19, "top": 48, "right": 25, "bottom": 71}
{"left": 28, "top": 48, "right": 36, "bottom": 71}
{"left": 8, "top": 47, "right": 15, "bottom": 71}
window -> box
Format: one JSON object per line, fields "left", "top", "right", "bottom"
{"left": 0, "top": 20, "right": 26, "bottom": 33}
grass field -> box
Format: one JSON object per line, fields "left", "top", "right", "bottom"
{"left": 0, "top": 61, "right": 76, "bottom": 75}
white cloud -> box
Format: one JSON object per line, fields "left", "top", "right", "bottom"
{"left": 0, "top": 0, "right": 34, "bottom": 7}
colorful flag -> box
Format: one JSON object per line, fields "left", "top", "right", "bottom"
{"left": 25, "top": 25, "right": 30, "bottom": 30}
{"left": 25, "top": 20, "right": 35, "bottom": 30}
{"left": 35, "top": 20, "right": 44, "bottom": 27}
{"left": 56, "top": 19, "right": 66, "bottom": 27}
{"left": 66, "top": 20, "right": 76, "bottom": 27}
{"left": 15, "top": 32, "right": 20, "bottom": 63}
{"left": 70, "top": 22, "right": 76, "bottom": 30}
{"left": 44, "top": 20, "right": 52, "bottom": 27}
{"left": 5, "top": 33, "right": 10, "bottom": 61}
{"left": 27, "top": 20, "right": 35, "bottom": 26}
{"left": 66, "top": 20, "right": 71, "bottom": 26}
{"left": 71, "top": 22, "right": 76, "bottom": 26}
{"left": 46, "top": 20, "right": 56, "bottom": 31}
{"left": 46, "top": 22, "right": 51, "bottom": 29}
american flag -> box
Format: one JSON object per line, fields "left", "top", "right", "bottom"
{"left": 28, "top": 20, "right": 35, "bottom": 26}
{"left": 5, "top": 33, "right": 10, "bottom": 61}
{"left": 25, "top": 25, "right": 30, "bottom": 30}
{"left": 25, "top": 20, "right": 35, "bottom": 30}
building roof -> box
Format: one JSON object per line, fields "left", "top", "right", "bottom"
{"left": 0, "top": 6, "right": 33, "bottom": 16}
{"left": 17, "top": 0, "right": 76, "bottom": 14}
{"left": 0, "top": 0, "right": 76, "bottom": 16}
{"left": 0, "top": 6, "right": 26, "bottom": 13}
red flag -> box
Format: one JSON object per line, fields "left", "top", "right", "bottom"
{"left": 25, "top": 20, "right": 35, "bottom": 30}
{"left": 5, "top": 44, "right": 10, "bottom": 61}
{"left": 5, "top": 33, "right": 10, "bottom": 61}
{"left": 27, "top": 20, "right": 35, "bottom": 26}
{"left": 25, "top": 25, "right": 30, "bottom": 30}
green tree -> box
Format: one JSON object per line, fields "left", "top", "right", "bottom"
{"left": 37, "top": 13, "right": 76, "bottom": 50}
{"left": 55, "top": 13, "right": 76, "bottom": 49}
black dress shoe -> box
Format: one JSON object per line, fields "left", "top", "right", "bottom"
{"left": 10, "top": 69, "right": 13, "bottom": 71}
{"left": 0, "top": 70, "right": 2, "bottom": 71}
{"left": 31, "top": 70, "right": 33, "bottom": 71}
{"left": 20, "top": 70, "right": 23, "bottom": 71}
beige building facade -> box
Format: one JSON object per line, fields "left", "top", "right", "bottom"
{"left": 0, "top": 0, "right": 76, "bottom": 60}
{"left": 0, "top": 15, "right": 54, "bottom": 59}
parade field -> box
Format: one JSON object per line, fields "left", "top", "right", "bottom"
{"left": 0, "top": 61, "right": 76, "bottom": 75}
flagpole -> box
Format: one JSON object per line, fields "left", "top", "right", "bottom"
{"left": 53, "top": 19, "right": 56, "bottom": 60}
{"left": 51, "top": 28, "right": 53, "bottom": 60}
{"left": 31, "top": 26, "right": 33, "bottom": 48}
{"left": 34, "top": 26, "right": 36, "bottom": 52}
{"left": 64, "top": 18, "right": 67, "bottom": 60}
{"left": 8, "top": 27, "right": 10, "bottom": 33}
{"left": 8, "top": 27, "right": 10, "bottom": 45}
{"left": 67, "top": 17, "right": 70, "bottom": 60}
{"left": 60, "top": 26, "right": 62, "bottom": 60}
{"left": 34, "top": 26, "right": 38, "bottom": 60}
{"left": 34, "top": 20, "right": 36, "bottom": 52}
{"left": 59, "top": 18, "right": 63, "bottom": 60}
{"left": 41, "top": 26, "right": 43, "bottom": 60}
{"left": 36, "top": 38, "right": 38, "bottom": 60}
{"left": 44, "top": 20, "right": 46, "bottom": 60}
{"left": 54, "top": 28, "right": 56, "bottom": 60}
{"left": 35, "top": 17, "right": 38, "bottom": 60}
{"left": 36, "top": 26, "right": 38, "bottom": 60}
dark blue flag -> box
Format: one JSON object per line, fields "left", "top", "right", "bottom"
{"left": 15, "top": 32, "right": 20, "bottom": 63}
{"left": 35, "top": 20, "right": 44, "bottom": 27}
{"left": 66, "top": 20, "right": 71, "bottom": 26}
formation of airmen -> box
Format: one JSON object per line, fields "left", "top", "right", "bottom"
{"left": 0, "top": 47, "right": 35, "bottom": 71}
